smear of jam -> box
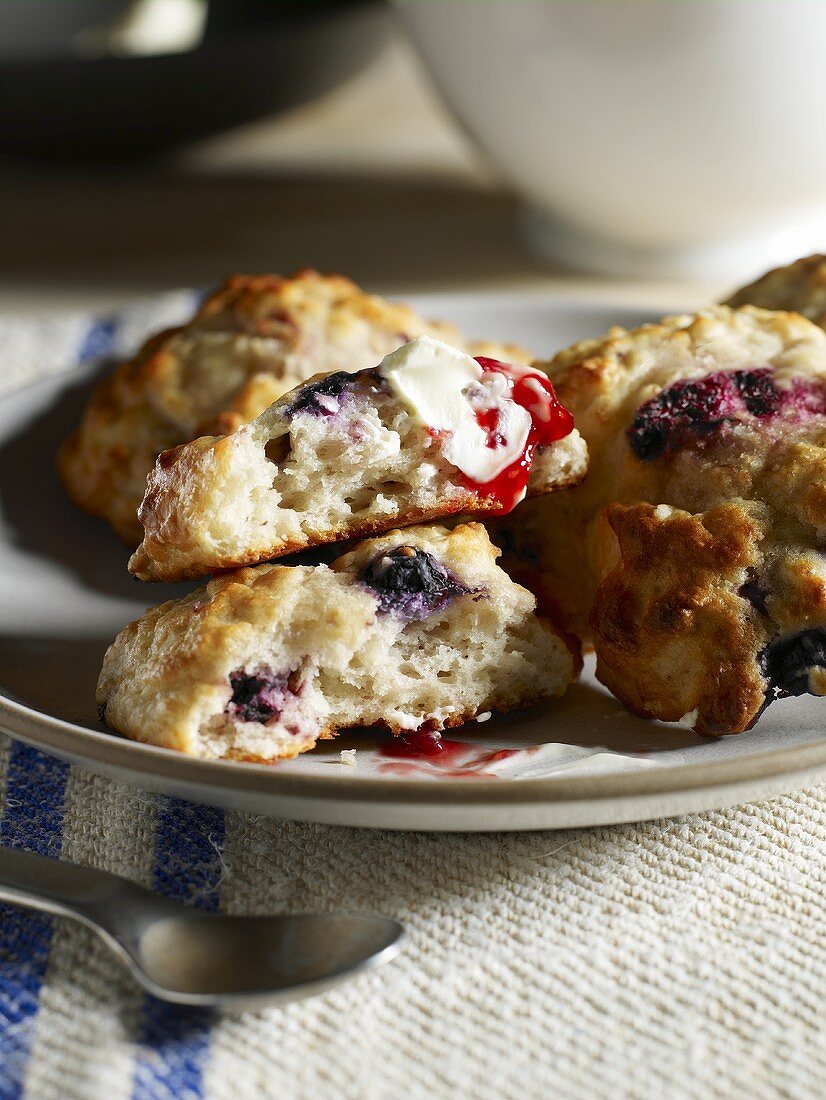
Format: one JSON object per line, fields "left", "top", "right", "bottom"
{"left": 379, "top": 729, "right": 531, "bottom": 778}
{"left": 380, "top": 728, "right": 466, "bottom": 758}
{"left": 460, "top": 357, "right": 575, "bottom": 513}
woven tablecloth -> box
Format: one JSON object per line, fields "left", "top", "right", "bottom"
{"left": 0, "top": 300, "right": 824, "bottom": 1100}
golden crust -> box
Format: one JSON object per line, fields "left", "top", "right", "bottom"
{"left": 59, "top": 271, "right": 532, "bottom": 544}
{"left": 591, "top": 501, "right": 770, "bottom": 735}
{"left": 333, "top": 518, "right": 497, "bottom": 580}
{"left": 133, "top": 496, "right": 478, "bottom": 583}
{"left": 505, "top": 305, "right": 826, "bottom": 734}
{"left": 725, "top": 253, "right": 826, "bottom": 330}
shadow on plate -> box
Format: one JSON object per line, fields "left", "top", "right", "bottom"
{"left": 485, "top": 679, "right": 705, "bottom": 754}
{"left": 0, "top": 363, "right": 191, "bottom": 603}
{"left": 307, "top": 678, "right": 704, "bottom": 759}
{"left": 0, "top": 634, "right": 110, "bottom": 730}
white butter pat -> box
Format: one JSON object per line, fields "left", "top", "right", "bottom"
{"left": 380, "top": 336, "right": 530, "bottom": 484}
{"left": 381, "top": 335, "right": 481, "bottom": 430}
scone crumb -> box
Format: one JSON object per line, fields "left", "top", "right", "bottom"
{"left": 475, "top": 711, "right": 492, "bottom": 723}
{"left": 340, "top": 749, "right": 358, "bottom": 767}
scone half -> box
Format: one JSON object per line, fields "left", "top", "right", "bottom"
{"left": 129, "top": 336, "right": 587, "bottom": 582}
{"left": 99, "top": 523, "right": 580, "bottom": 762}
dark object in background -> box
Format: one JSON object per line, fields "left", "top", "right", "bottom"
{"left": 0, "top": 0, "right": 388, "bottom": 161}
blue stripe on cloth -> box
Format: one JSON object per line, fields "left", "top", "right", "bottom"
{"left": 76, "top": 317, "right": 118, "bottom": 363}
{"left": 0, "top": 743, "right": 70, "bottom": 1100}
{"left": 132, "top": 798, "right": 225, "bottom": 1100}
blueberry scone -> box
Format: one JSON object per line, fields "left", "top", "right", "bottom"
{"left": 500, "top": 306, "right": 826, "bottom": 735}
{"left": 59, "top": 271, "right": 531, "bottom": 544}
{"left": 128, "top": 336, "right": 586, "bottom": 582}
{"left": 725, "top": 253, "right": 826, "bottom": 329}
{"left": 98, "top": 524, "right": 579, "bottom": 762}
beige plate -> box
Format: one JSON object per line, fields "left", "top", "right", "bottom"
{"left": 0, "top": 292, "right": 824, "bottom": 830}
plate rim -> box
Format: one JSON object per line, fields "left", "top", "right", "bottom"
{"left": 2, "top": 690, "right": 824, "bottom": 807}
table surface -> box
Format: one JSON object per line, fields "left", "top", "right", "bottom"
{"left": 0, "top": 29, "right": 726, "bottom": 318}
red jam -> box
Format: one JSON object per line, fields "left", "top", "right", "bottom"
{"left": 463, "top": 357, "right": 575, "bottom": 513}
{"left": 378, "top": 733, "right": 536, "bottom": 778}
{"left": 380, "top": 728, "right": 466, "bottom": 758}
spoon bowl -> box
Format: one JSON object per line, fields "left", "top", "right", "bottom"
{"left": 0, "top": 846, "right": 404, "bottom": 1010}
{"left": 132, "top": 911, "right": 404, "bottom": 1009}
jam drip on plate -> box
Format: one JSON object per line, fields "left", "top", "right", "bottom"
{"left": 463, "top": 357, "right": 575, "bottom": 513}
{"left": 628, "top": 367, "right": 826, "bottom": 461}
{"left": 381, "top": 727, "right": 460, "bottom": 757}
{"left": 379, "top": 728, "right": 532, "bottom": 778}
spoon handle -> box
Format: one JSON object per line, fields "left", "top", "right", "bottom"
{"left": 0, "top": 846, "right": 157, "bottom": 928}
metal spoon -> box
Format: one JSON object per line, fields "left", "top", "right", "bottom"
{"left": 0, "top": 847, "right": 404, "bottom": 1011}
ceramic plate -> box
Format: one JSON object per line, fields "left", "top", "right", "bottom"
{"left": 1, "top": 292, "right": 824, "bottom": 831}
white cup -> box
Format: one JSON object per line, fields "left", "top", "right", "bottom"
{"left": 398, "top": 0, "right": 826, "bottom": 277}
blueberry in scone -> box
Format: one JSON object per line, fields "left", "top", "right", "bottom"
{"left": 359, "top": 544, "right": 475, "bottom": 620}
{"left": 97, "top": 524, "right": 579, "bottom": 761}
{"left": 762, "top": 628, "right": 826, "bottom": 700}
{"left": 58, "top": 270, "right": 532, "bottom": 544}
{"left": 498, "top": 305, "right": 826, "bottom": 735}
{"left": 128, "top": 335, "right": 586, "bottom": 582}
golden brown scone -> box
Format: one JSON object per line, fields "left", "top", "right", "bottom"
{"left": 59, "top": 271, "right": 532, "bottom": 544}
{"left": 725, "top": 253, "right": 826, "bottom": 329}
{"left": 497, "top": 305, "right": 826, "bottom": 735}
{"left": 98, "top": 523, "right": 579, "bottom": 762}
{"left": 593, "top": 500, "right": 773, "bottom": 734}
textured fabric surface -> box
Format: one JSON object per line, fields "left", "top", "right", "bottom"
{"left": 0, "top": 301, "right": 824, "bottom": 1099}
